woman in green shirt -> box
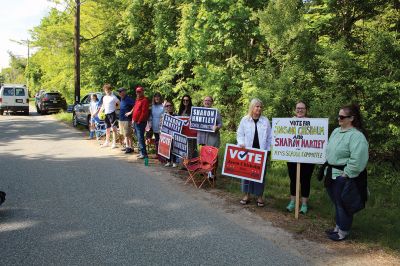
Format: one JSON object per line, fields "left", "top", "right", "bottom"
{"left": 325, "top": 104, "right": 368, "bottom": 241}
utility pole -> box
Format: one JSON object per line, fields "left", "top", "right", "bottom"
{"left": 74, "top": 0, "right": 81, "bottom": 103}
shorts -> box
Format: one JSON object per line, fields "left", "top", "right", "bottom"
{"left": 105, "top": 112, "right": 117, "bottom": 128}
{"left": 119, "top": 120, "right": 132, "bottom": 138}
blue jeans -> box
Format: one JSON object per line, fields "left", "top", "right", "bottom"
{"left": 135, "top": 121, "right": 147, "bottom": 157}
{"left": 327, "top": 176, "right": 353, "bottom": 231}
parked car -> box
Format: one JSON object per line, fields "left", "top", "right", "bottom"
{"left": 0, "top": 84, "right": 29, "bottom": 115}
{"left": 36, "top": 91, "right": 67, "bottom": 114}
{"left": 72, "top": 92, "right": 120, "bottom": 128}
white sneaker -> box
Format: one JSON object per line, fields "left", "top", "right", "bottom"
{"left": 137, "top": 154, "right": 145, "bottom": 159}
{"left": 101, "top": 142, "right": 110, "bottom": 148}
{"left": 111, "top": 143, "right": 117, "bottom": 149}
{"left": 165, "top": 162, "right": 171, "bottom": 167}
{"left": 172, "top": 163, "right": 177, "bottom": 168}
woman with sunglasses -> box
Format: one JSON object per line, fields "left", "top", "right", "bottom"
{"left": 286, "top": 101, "right": 315, "bottom": 214}
{"left": 324, "top": 104, "right": 368, "bottom": 241}
{"left": 178, "top": 95, "right": 197, "bottom": 159}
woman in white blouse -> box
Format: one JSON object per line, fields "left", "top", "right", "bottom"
{"left": 237, "top": 98, "right": 272, "bottom": 207}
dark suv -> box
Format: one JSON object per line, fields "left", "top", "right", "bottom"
{"left": 36, "top": 92, "right": 67, "bottom": 114}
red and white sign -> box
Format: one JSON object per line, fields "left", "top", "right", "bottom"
{"left": 158, "top": 132, "right": 173, "bottom": 159}
{"left": 222, "top": 144, "right": 268, "bottom": 183}
{"left": 177, "top": 116, "right": 197, "bottom": 139}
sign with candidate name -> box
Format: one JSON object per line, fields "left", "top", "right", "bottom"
{"left": 158, "top": 132, "right": 173, "bottom": 159}
{"left": 172, "top": 133, "right": 188, "bottom": 158}
{"left": 161, "top": 114, "right": 183, "bottom": 136}
{"left": 271, "top": 118, "right": 328, "bottom": 164}
{"left": 222, "top": 144, "right": 268, "bottom": 183}
{"left": 189, "top": 107, "right": 217, "bottom": 132}
{"left": 176, "top": 116, "right": 197, "bottom": 139}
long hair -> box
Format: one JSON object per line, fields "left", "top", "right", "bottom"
{"left": 152, "top": 92, "right": 163, "bottom": 105}
{"left": 178, "top": 94, "right": 193, "bottom": 115}
{"left": 246, "top": 98, "right": 263, "bottom": 118}
{"left": 341, "top": 104, "right": 367, "bottom": 137}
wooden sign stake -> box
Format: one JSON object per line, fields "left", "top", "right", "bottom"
{"left": 295, "top": 162, "right": 301, "bottom": 219}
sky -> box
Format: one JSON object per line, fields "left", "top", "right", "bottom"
{"left": 0, "top": 0, "right": 60, "bottom": 69}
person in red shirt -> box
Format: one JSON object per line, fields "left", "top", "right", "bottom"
{"left": 126, "top": 86, "right": 150, "bottom": 159}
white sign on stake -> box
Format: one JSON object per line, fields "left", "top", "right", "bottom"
{"left": 271, "top": 118, "right": 328, "bottom": 164}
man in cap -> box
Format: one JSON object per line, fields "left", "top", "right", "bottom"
{"left": 118, "top": 87, "right": 135, "bottom": 153}
{"left": 126, "top": 86, "right": 149, "bottom": 159}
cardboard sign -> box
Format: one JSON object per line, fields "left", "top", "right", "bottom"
{"left": 176, "top": 116, "right": 197, "bottom": 139}
{"left": 189, "top": 107, "right": 217, "bottom": 132}
{"left": 271, "top": 118, "right": 328, "bottom": 164}
{"left": 160, "top": 114, "right": 183, "bottom": 136}
{"left": 172, "top": 133, "right": 188, "bottom": 158}
{"left": 222, "top": 144, "right": 268, "bottom": 183}
{"left": 158, "top": 132, "right": 173, "bottom": 159}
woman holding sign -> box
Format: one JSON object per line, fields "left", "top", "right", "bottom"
{"left": 286, "top": 101, "right": 315, "bottom": 214}
{"left": 197, "top": 96, "right": 223, "bottom": 148}
{"left": 160, "top": 101, "right": 178, "bottom": 167}
{"left": 197, "top": 96, "right": 223, "bottom": 180}
{"left": 237, "top": 98, "right": 272, "bottom": 207}
{"left": 178, "top": 95, "right": 197, "bottom": 159}
{"left": 324, "top": 104, "right": 368, "bottom": 241}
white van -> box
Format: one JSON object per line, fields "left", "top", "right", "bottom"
{"left": 0, "top": 84, "right": 29, "bottom": 115}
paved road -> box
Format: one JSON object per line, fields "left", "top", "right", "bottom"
{"left": 0, "top": 112, "right": 309, "bottom": 265}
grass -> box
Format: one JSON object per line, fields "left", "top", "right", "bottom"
{"left": 53, "top": 111, "right": 73, "bottom": 124}
{"left": 216, "top": 136, "right": 400, "bottom": 253}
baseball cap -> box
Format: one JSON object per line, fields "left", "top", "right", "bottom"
{"left": 117, "top": 87, "right": 127, "bottom": 93}
{"left": 136, "top": 86, "right": 144, "bottom": 92}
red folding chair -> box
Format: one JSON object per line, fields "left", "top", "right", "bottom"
{"left": 183, "top": 146, "right": 219, "bottom": 188}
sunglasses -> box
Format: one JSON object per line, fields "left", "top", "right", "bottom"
{"left": 165, "top": 105, "right": 172, "bottom": 107}
{"left": 338, "top": 115, "right": 352, "bottom": 120}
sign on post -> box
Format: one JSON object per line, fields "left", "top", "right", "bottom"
{"left": 271, "top": 118, "right": 329, "bottom": 164}
{"left": 271, "top": 117, "right": 328, "bottom": 219}
{"left": 189, "top": 107, "right": 217, "bottom": 132}
{"left": 158, "top": 132, "right": 173, "bottom": 159}
{"left": 172, "top": 133, "right": 188, "bottom": 158}
{"left": 160, "top": 114, "right": 183, "bottom": 136}
{"left": 176, "top": 116, "right": 197, "bottom": 138}
{"left": 222, "top": 144, "right": 268, "bottom": 184}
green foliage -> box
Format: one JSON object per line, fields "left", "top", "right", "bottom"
{"left": 5, "top": 0, "right": 397, "bottom": 162}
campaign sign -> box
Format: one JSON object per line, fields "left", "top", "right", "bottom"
{"left": 222, "top": 144, "right": 268, "bottom": 183}
{"left": 172, "top": 133, "right": 188, "bottom": 158}
{"left": 189, "top": 107, "right": 217, "bottom": 132}
{"left": 176, "top": 116, "right": 197, "bottom": 139}
{"left": 158, "top": 132, "right": 173, "bottom": 159}
{"left": 271, "top": 118, "right": 329, "bottom": 164}
{"left": 161, "top": 114, "right": 183, "bottom": 136}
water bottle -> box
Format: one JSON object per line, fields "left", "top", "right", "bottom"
{"left": 144, "top": 157, "right": 149, "bottom": 166}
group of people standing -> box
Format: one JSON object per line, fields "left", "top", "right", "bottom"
{"left": 88, "top": 84, "right": 369, "bottom": 242}
{"left": 236, "top": 98, "right": 369, "bottom": 242}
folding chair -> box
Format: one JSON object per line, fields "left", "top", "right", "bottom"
{"left": 183, "top": 146, "right": 219, "bottom": 189}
